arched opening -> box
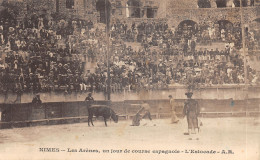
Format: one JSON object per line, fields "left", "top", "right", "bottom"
{"left": 96, "top": 0, "right": 111, "bottom": 24}
{"left": 177, "top": 20, "right": 198, "bottom": 39}
{"left": 218, "top": 20, "right": 233, "bottom": 31}
{"left": 233, "top": 0, "right": 248, "bottom": 7}
{"left": 126, "top": 0, "right": 142, "bottom": 18}
{"left": 216, "top": 0, "right": 227, "bottom": 7}
{"left": 217, "top": 20, "right": 234, "bottom": 41}
{"left": 198, "top": 0, "right": 211, "bottom": 8}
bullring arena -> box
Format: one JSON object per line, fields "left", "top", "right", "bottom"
{"left": 0, "top": 89, "right": 260, "bottom": 160}
{"left": 0, "top": 0, "right": 260, "bottom": 159}
{"left": 0, "top": 116, "right": 259, "bottom": 160}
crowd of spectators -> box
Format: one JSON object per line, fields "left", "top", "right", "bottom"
{"left": 110, "top": 19, "right": 244, "bottom": 49}
{"left": 90, "top": 19, "right": 259, "bottom": 92}
{"left": 0, "top": 8, "right": 98, "bottom": 95}
{"left": 0, "top": 4, "right": 259, "bottom": 96}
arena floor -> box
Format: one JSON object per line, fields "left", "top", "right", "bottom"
{"left": 0, "top": 117, "right": 259, "bottom": 160}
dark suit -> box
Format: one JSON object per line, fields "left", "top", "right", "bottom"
{"left": 85, "top": 96, "right": 94, "bottom": 107}
{"left": 183, "top": 99, "right": 200, "bottom": 129}
{"left": 32, "top": 96, "right": 42, "bottom": 104}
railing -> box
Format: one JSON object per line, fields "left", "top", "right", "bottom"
{"left": 0, "top": 99, "right": 259, "bottom": 129}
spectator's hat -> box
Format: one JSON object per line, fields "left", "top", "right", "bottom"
{"left": 64, "top": 64, "right": 69, "bottom": 68}
{"left": 185, "top": 92, "right": 193, "bottom": 97}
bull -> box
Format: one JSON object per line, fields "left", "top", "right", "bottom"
{"left": 88, "top": 105, "right": 118, "bottom": 127}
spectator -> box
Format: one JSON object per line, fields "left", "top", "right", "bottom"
{"left": 32, "top": 94, "right": 42, "bottom": 104}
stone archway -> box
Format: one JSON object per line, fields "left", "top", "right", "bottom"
{"left": 198, "top": 0, "right": 211, "bottom": 8}
{"left": 217, "top": 20, "right": 233, "bottom": 31}
{"left": 233, "top": 0, "right": 248, "bottom": 7}
{"left": 216, "top": 20, "right": 235, "bottom": 42}
{"left": 177, "top": 20, "right": 198, "bottom": 39}
{"left": 216, "top": 0, "right": 228, "bottom": 7}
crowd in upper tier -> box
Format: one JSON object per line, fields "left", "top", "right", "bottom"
{"left": 0, "top": 3, "right": 259, "bottom": 95}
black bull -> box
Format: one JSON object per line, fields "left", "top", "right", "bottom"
{"left": 87, "top": 106, "right": 119, "bottom": 126}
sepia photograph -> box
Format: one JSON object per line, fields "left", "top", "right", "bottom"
{"left": 0, "top": 0, "right": 260, "bottom": 159}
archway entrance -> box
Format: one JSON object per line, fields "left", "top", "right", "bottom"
{"left": 217, "top": 20, "right": 234, "bottom": 41}
{"left": 216, "top": 0, "right": 227, "bottom": 8}
{"left": 218, "top": 20, "right": 233, "bottom": 31}
{"left": 198, "top": 0, "right": 211, "bottom": 8}
{"left": 233, "top": 0, "right": 248, "bottom": 7}
{"left": 177, "top": 20, "right": 198, "bottom": 39}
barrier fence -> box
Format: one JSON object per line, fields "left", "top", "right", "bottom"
{"left": 0, "top": 99, "right": 260, "bottom": 129}
{"left": 1, "top": 85, "right": 260, "bottom": 104}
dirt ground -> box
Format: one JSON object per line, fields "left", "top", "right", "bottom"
{"left": 0, "top": 117, "right": 259, "bottom": 160}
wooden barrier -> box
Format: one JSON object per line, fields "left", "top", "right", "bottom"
{"left": 0, "top": 99, "right": 260, "bottom": 129}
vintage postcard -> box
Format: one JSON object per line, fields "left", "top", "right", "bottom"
{"left": 0, "top": 0, "right": 260, "bottom": 160}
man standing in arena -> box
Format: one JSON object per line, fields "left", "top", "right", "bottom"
{"left": 32, "top": 94, "right": 42, "bottom": 104}
{"left": 169, "top": 95, "right": 179, "bottom": 123}
{"left": 183, "top": 92, "right": 200, "bottom": 139}
{"left": 30, "top": 94, "right": 42, "bottom": 121}
{"left": 85, "top": 93, "right": 94, "bottom": 107}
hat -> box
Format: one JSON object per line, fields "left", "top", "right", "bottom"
{"left": 168, "top": 95, "right": 172, "bottom": 98}
{"left": 185, "top": 92, "right": 193, "bottom": 97}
